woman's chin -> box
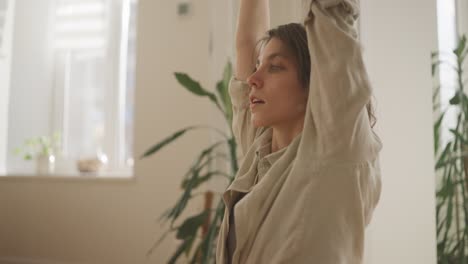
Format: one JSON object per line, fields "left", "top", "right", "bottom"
{"left": 251, "top": 117, "right": 268, "bottom": 128}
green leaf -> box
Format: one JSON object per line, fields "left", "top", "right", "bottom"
{"left": 182, "top": 171, "right": 226, "bottom": 190}
{"left": 454, "top": 35, "right": 467, "bottom": 57}
{"left": 215, "top": 60, "right": 232, "bottom": 111}
{"left": 450, "top": 93, "right": 460, "bottom": 105}
{"left": 168, "top": 238, "right": 194, "bottom": 264}
{"left": 183, "top": 234, "right": 196, "bottom": 257}
{"left": 146, "top": 229, "right": 171, "bottom": 257}
{"left": 190, "top": 243, "right": 202, "bottom": 264}
{"left": 189, "top": 244, "right": 202, "bottom": 264}
{"left": 437, "top": 184, "right": 449, "bottom": 197}
{"left": 159, "top": 141, "right": 226, "bottom": 227}
{"left": 175, "top": 72, "right": 209, "bottom": 97}
{"left": 437, "top": 216, "right": 446, "bottom": 235}
{"left": 157, "top": 207, "right": 172, "bottom": 223}
{"left": 445, "top": 186, "right": 454, "bottom": 233}
{"left": 223, "top": 61, "right": 232, "bottom": 87}
{"left": 140, "top": 126, "right": 197, "bottom": 159}
{"left": 434, "top": 113, "right": 445, "bottom": 154}
{"left": 175, "top": 73, "right": 221, "bottom": 110}
{"left": 436, "top": 142, "right": 453, "bottom": 170}
{"left": 461, "top": 50, "right": 468, "bottom": 66}
{"left": 166, "top": 161, "right": 210, "bottom": 224}
{"left": 181, "top": 141, "right": 225, "bottom": 187}
{"left": 216, "top": 81, "right": 227, "bottom": 110}
{"left": 196, "top": 171, "right": 225, "bottom": 189}
{"left": 449, "top": 90, "right": 468, "bottom": 105}
{"left": 176, "top": 211, "right": 209, "bottom": 240}
{"left": 433, "top": 85, "right": 441, "bottom": 103}
{"left": 181, "top": 168, "right": 201, "bottom": 190}
{"left": 168, "top": 185, "right": 193, "bottom": 223}
{"left": 216, "top": 79, "right": 233, "bottom": 124}
{"left": 223, "top": 62, "right": 233, "bottom": 123}
{"left": 449, "top": 128, "right": 468, "bottom": 145}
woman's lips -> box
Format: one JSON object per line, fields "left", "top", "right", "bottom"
{"left": 249, "top": 95, "right": 265, "bottom": 110}
{"left": 250, "top": 101, "right": 265, "bottom": 109}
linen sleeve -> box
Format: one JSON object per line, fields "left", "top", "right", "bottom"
{"left": 301, "top": 0, "right": 378, "bottom": 161}
{"left": 270, "top": 163, "right": 381, "bottom": 264}
{"left": 228, "top": 77, "right": 263, "bottom": 158}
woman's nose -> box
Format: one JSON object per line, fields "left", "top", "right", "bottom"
{"left": 247, "top": 70, "right": 262, "bottom": 89}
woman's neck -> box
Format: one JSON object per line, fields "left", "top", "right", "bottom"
{"left": 270, "top": 115, "right": 305, "bottom": 153}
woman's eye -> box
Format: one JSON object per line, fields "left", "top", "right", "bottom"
{"left": 269, "top": 65, "right": 282, "bottom": 71}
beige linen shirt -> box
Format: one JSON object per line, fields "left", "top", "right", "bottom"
{"left": 226, "top": 128, "right": 288, "bottom": 263}
{"left": 216, "top": 0, "right": 383, "bottom": 263}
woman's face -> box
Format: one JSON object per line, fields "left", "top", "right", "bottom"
{"left": 247, "top": 37, "right": 308, "bottom": 128}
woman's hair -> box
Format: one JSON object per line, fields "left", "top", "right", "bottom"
{"left": 257, "top": 23, "right": 377, "bottom": 128}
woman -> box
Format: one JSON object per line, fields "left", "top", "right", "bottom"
{"left": 216, "top": 0, "right": 382, "bottom": 263}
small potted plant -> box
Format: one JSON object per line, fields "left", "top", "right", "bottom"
{"left": 14, "top": 132, "right": 61, "bottom": 174}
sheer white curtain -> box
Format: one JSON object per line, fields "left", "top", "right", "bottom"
{"left": 53, "top": 0, "right": 110, "bottom": 170}
{"left": 51, "top": 0, "right": 135, "bottom": 174}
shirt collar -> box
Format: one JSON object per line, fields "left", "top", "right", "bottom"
{"left": 255, "top": 128, "right": 288, "bottom": 165}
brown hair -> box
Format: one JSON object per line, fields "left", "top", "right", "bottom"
{"left": 257, "top": 23, "right": 377, "bottom": 128}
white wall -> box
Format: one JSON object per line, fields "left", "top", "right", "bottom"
{"left": 360, "top": 0, "right": 438, "bottom": 263}
{"left": 0, "top": 0, "right": 439, "bottom": 263}
{"left": 0, "top": 0, "right": 15, "bottom": 175}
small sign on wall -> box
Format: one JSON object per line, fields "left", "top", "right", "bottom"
{"left": 177, "top": 0, "right": 191, "bottom": 16}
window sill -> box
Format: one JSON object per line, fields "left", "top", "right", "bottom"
{"left": 0, "top": 170, "right": 135, "bottom": 182}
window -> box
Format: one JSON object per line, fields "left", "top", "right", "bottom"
{"left": 3, "top": 0, "right": 137, "bottom": 176}
{"left": 436, "top": 0, "right": 458, "bottom": 146}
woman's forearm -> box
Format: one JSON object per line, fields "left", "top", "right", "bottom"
{"left": 235, "top": 0, "right": 270, "bottom": 81}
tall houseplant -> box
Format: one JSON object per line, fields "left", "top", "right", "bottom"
{"left": 433, "top": 35, "right": 468, "bottom": 264}
{"left": 141, "top": 62, "right": 237, "bottom": 263}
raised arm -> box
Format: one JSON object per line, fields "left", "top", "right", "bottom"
{"left": 235, "top": 0, "right": 270, "bottom": 80}
{"left": 287, "top": 1, "right": 382, "bottom": 262}
{"left": 229, "top": 0, "right": 270, "bottom": 158}
{"left": 300, "top": 0, "right": 380, "bottom": 162}
{"left": 222, "top": 2, "right": 382, "bottom": 263}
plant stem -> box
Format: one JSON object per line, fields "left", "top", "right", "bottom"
{"left": 228, "top": 137, "right": 238, "bottom": 177}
